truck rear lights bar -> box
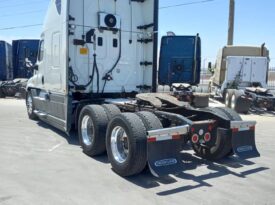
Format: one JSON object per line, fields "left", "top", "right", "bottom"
{"left": 230, "top": 121, "right": 256, "bottom": 133}
{"left": 204, "top": 132, "right": 211, "bottom": 142}
{"left": 147, "top": 125, "right": 189, "bottom": 143}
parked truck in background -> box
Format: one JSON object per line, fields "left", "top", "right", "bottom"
{"left": 0, "top": 39, "right": 39, "bottom": 99}
{"left": 209, "top": 45, "right": 275, "bottom": 113}
{"left": 0, "top": 41, "right": 13, "bottom": 98}
{"left": 25, "top": 0, "right": 259, "bottom": 177}
{"left": 158, "top": 34, "right": 209, "bottom": 108}
{"left": 12, "top": 39, "right": 40, "bottom": 79}
{"left": 0, "top": 41, "right": 12, "bottom": 81}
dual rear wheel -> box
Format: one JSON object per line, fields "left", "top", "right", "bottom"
{"left": 78, "top": 105, "right": 239, "bottom": 176}
{"left": 78, "top": 105, "right": 162, "bottom": 176}
{"left": 225, "top": 89, "right": 250, "bottom": 114}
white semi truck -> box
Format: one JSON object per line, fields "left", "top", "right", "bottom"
{"left": 25, "top": 0, "right": 259, "bottom": 177}
{"left": 209, "top": 45, "right": 275, "bottom": 113}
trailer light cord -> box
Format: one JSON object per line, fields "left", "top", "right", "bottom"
{"left": 101, "top": 27, "right": 122, "bottom": 94}
{"left": 69, "top": 53, "right": 99, "bottom": 93}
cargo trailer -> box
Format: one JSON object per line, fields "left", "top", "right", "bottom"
{"left": 0, "top": 41, "right": 12, "bottom": 81}
{"left": 12, "top": 39, "right": 39, "bottom": 79}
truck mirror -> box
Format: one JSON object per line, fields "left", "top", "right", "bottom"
{"left": 208, "top": 62, "right": 212, "bottom": 69}
{"left": 24, "top": 58, "right": 38, "bottom": 71}
{"left": 208, "top": 62, "right": 215, "bottom": 74}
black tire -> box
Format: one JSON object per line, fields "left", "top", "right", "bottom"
{"left": 136, "top": 111, "right": 163, "bottom": 131}
{"left": 200, "top": 107, "right": 229, "bottom": 119}
{"left": 78, "top": 105, "right": 109, "bottom": 156}
{"left": 267, "top": 90, "right": 275, "bottom": 111}
{"left": 26, "top": 91, "right": 37, "bottom": 120}
{"left": 0, "top": 88, "right": 6, "bottom": 98}
{"left": 106, "top": 113, "right": 147, "bottom": 177}
{"left": 231, "top": 90, "right": 250, "bottom": 114}
{"left": 267, "top": 106, "right": 275, "bottom": 112}
{"left": 216, "top": 107, "right": 242, "bottom": 121}
{"left": 192, "top": 107, "right": 233, "bottom": 160}
{"left": 102, "top": 104, "right": 121, "bottom": 120}
{"left": 216, "top": 107, "right": 242, "bottom": 157}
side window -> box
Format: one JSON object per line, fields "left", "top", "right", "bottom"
{"left": 38, "top": 40, "right": 44, "bottom": 62}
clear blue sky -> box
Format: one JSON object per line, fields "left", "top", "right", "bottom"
{"left": 0, "top": 0, "right": 274, "bottom": 66}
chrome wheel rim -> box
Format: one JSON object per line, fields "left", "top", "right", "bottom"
{"left": 111, "top": 126, "right": 129, "bottom": 164}
{"left": 27, "top": 94, "right": 33, "bottom": 114}
{"left": 231, "top": 94, "right": 236, "bottom": 109}
{"left": 81, "top": 115, "right": 94, "bottom": 146}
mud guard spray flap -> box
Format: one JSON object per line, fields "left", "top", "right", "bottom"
{"left": 232, "top": 130, "right": 260, "bottom": 159}
{"left": 147, "top": 140, "right": 184, "bottom": 177}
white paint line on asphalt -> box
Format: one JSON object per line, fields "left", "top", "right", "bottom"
{"left": 48, "top": 142, "right": 63, "bottom": 152}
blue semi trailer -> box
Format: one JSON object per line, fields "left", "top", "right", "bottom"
{"left": 0, "top": 40, "right": 39, "bottom": 98}
{"left": 158, "top": 34, "right": 208, "bottom": 108}
{"left": 0, "top": 41, "right": 12, "bottom": 81}
{"left": 12, "top": 39, "right": 39, "bottom": 79}
{"left": 158, "top": 34, "right": 201, "bottom": 86}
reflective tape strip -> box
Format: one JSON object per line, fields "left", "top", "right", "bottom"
{"left": 231, "top": 121, "right": 256, "bottom": 132}
{"left": 147, "top": 125, "right": 189, "bottom": 137}
{"left": 147, "top": 125, "right": 189, "bottom": 143}
{"left": 147, "top": 133, "right": 182, "bottom": 143}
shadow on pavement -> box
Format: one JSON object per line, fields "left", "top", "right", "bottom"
{"left": 35, "top": 120, "right": 269, "bottom": 195}
{"left": 249, "top": 107, "right": 275, "bottom": 117}
{"left": 125, "top": 152, "right": 269, "bottom": 196}
{"left": 36, "top": 120, "right": 111, "bottom": 163}
{"left": 36, "top": 121, "right": 79, "bottom": 146}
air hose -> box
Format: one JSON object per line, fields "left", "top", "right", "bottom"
{"left": 101, "top": 28, "right": 122, "bottom": 93}
{"left": 69, "top": 52, "right": 99, "bottom": 93}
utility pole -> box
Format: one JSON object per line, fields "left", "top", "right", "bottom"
{"left": 227, "top": 0, "right": 235, "bottom": 45}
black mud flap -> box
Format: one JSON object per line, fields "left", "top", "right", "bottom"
{"left": 232, "top": 129, "right": 260, "bottom": 159}
{"left": 147, "top": 139, "right": 184, "bottom": 177}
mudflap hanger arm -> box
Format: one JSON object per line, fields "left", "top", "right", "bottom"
{"left": 230, "top": 121, "right": 260, "bottom": 159}
{"left": 147, "top": 111, "right": 192, "bottom": 177}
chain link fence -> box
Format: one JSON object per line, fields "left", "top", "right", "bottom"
{"left": 200, "top": 70, "right": 212, "bottom": 86}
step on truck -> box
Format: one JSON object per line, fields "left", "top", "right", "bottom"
{"left": 209, "top": 45, "right": 275, "bottom": 113}
{"left": 25, "top": 0, "right": 259, "bottom": 177}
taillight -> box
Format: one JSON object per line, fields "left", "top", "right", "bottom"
{"left": 204, "top": 132, "right": 211, "bottom": 142}
{"left": 191, "top": 134, "right": 199, "bottom": 144}
{"left": 250, "top": 126, "right": 255, "bottom": 131}
{"left": 208, "top": 124, "right": 213, "bottom": 132}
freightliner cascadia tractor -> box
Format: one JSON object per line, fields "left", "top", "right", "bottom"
{"left": 25, "top": 0, "right": 259, "bottom": 177}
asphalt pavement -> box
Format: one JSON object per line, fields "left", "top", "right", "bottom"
{"left": 0, "top": 99, "right": 274, "bottom": 205}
